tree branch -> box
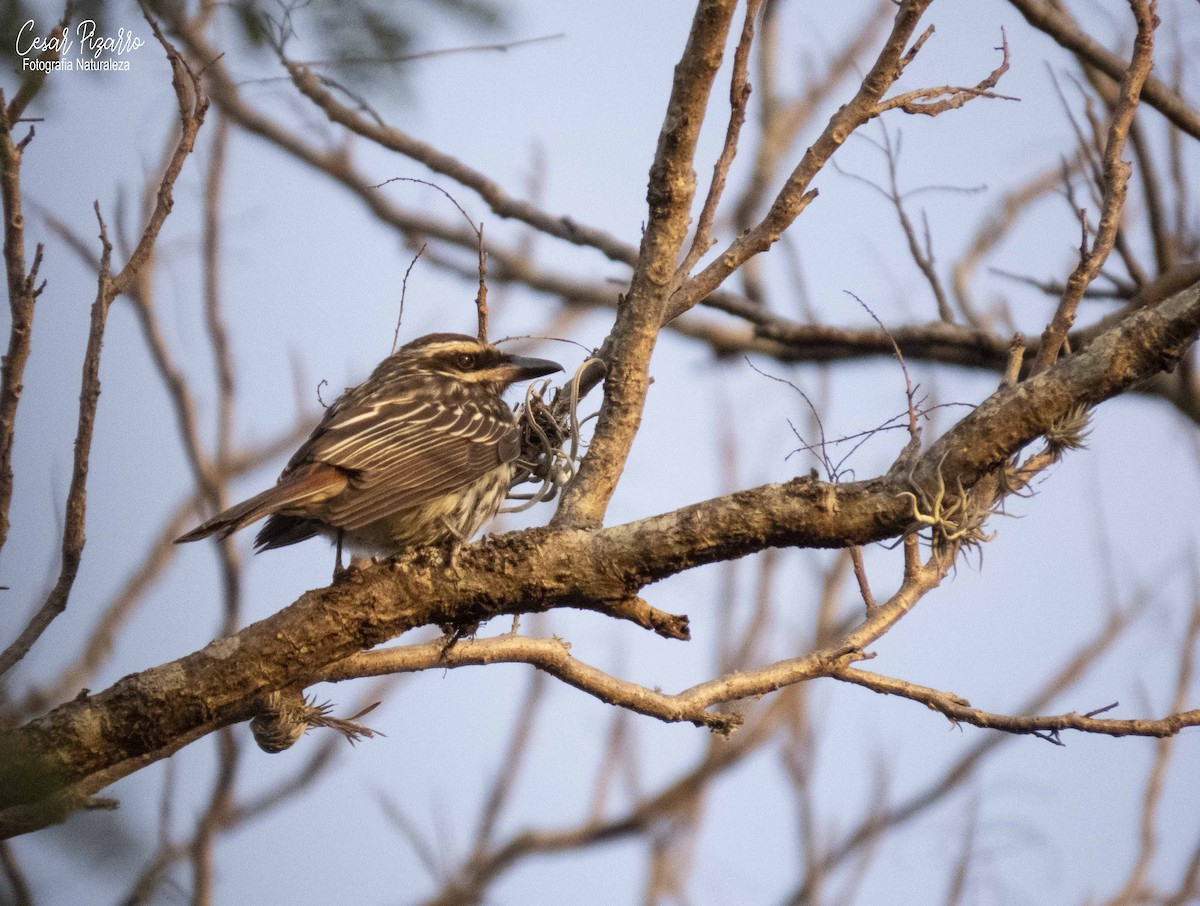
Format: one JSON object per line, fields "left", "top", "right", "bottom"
{"left": 1032, "top": 0, "right": 1158, "bottom": 373}
{"left": 279, "top": 58, "right": 633, "bottom": 267}
{"left": 0, "top": 16, "right": 207, "bottom": 676}
{"left": 663, "top": 0, "right": 941, "bottom": 322}
{"left": 832, "top": 666, "right": 1198, "bottom": 741}
{"left": 553, "top": 0, "right": 739, "bottom": 528}
{"left": 1, "top": 273, "right": 1196, "bottom": 836}
{"left": 1007, "top": 0, "right": 1197, "bottom": 140}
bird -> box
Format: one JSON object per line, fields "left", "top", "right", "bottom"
{"left": 175, "top": 333, "right": 562, "bottom": 564}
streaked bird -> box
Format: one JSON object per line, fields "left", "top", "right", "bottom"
{"left": 175, "top": 333, "right": 562, "bottom": 559}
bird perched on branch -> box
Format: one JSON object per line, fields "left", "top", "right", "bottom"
{"left": 176, "top": 333, "right": 562, "bottom": 562}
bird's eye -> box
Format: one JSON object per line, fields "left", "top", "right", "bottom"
{"left": 456, "top": 353, "right": 477, "bottom": 369}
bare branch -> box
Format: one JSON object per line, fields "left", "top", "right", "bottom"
{"left": 1105, "top": 588, "right": 1200, "bottom": 905}
{"left": 8, "top": 419, "right": 310, "bottom": 720}
{"left": 673, "top": 0, "right": 763, "bottom": 285}
{"left": 0, "top": 97, "right": 42, "bottom": 559}
{"left": 278, "top": 59, "right": 632, "bottom": 266}
{"left": 874, "top": 29, "right": 1015, "bottom": 116}
{"left": 422, "top": 694, "right": 789, "bottom": 906}
{"left": 111, "top": 13, "right": 208, "bottom": 297}
{"left": 0, "top": 17, "right": 208, "bottom": 676}
{"left": 1032, "top": 0, "right": 1158, "bottom": 373}
{"left": 320, "top": 636, "right": 738, "bottom": 733}
{"left": 553, "top": 0, "right": 740, "bottom": 529}
{"left": 471, "top": 668, "right": 548, "bottom": 853}
{"left": 785, "top": 594, "right": 1152, "bottom": 903}
{"left": 0, "top": 14, "right": 69, "bottom": 557}
{"left": 2, "top": 275, "right": 1198, "bottom": 835}
{"left": 732, "top": 0, "right": 894, "bottom": 231}
{"left": 831, "top": 665, "right": 1198, "bottom": 741}
{"left": 664, "top": 0, "right": 941, "bottom": 322}
{"left": 1008, "top": 0, "right": 1198, "bottom": 139}
{"left": 0, "top": 205, "right": 115, "bottom": 677}
{"left": 5, "top": 13, "right": 69, "bottom": 124}
{"left": 952, "top": 159, "right": 1078, "bottom": 325}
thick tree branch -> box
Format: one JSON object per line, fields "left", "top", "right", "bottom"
{"left": 1, "top": 276, "right": 1197, "bottom": 837}
{"left": 553, "top": 0, "right": 739, "bottom": 528}
{"left": 8, "top": 418, "right": 310, "bottom": 720}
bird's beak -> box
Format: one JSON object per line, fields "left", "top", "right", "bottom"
{"left": 502, "top": 353, "right": 563, "bottom": 382}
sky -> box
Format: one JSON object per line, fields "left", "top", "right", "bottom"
{"left": 3, "top": 0, "right": 1200, "bottom": 904}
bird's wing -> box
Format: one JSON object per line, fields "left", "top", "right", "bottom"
{"left": 292, "top": 391, "right": 519, "bottom": 531}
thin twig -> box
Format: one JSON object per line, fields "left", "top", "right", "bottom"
{"left": 673, "top": 0, "right": 763, "bottom": 286}
{"left": 0, "top": 92, "right": 44, "bottom": 560}
{"left": 664, "top": 0, "right": 943, "bottom": 322}
{"left": 294, "top": 32, "right": 566, "bottom": 68}
{"left": 392, "top": 242, "right": 426, "bottom": 354}
{"left": 1008, "top": 0, "right": 1198, "bottom": 139}
{"left": 1032, "top": 0, "right": 1158, "bottom": 373}
{"left": 280, "top": 56, "right": 633, "bottom": 265}
{"left": 0, "top": 205, "right": 115, "bottom": 677}
{"left": 0, "top": 13, "right": 207, "bottom": 675}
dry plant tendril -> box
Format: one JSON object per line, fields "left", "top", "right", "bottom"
{"left": 504, "top": 358, "right": 599, "bottom": 512}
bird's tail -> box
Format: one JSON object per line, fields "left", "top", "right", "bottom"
{"left": 174, "top": 465, "right": 348, "bottom": 544}
{"left": 175, "top": 486, "right": 287, "bottom": 543}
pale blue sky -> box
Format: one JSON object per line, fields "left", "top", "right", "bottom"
{"left": 4, "top": 1, "right": 1200, "bottom": 903}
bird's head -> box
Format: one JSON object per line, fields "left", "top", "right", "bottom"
{"left": 395, "top": 333, "right": 562, "bottom": 391}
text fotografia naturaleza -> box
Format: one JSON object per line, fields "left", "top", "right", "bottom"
{"left": 17, "top": 19, "right": 144, "bottom": 72}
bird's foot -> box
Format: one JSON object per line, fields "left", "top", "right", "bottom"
{"left": 438, "top": 620, "right": 480, "bottom": 657}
